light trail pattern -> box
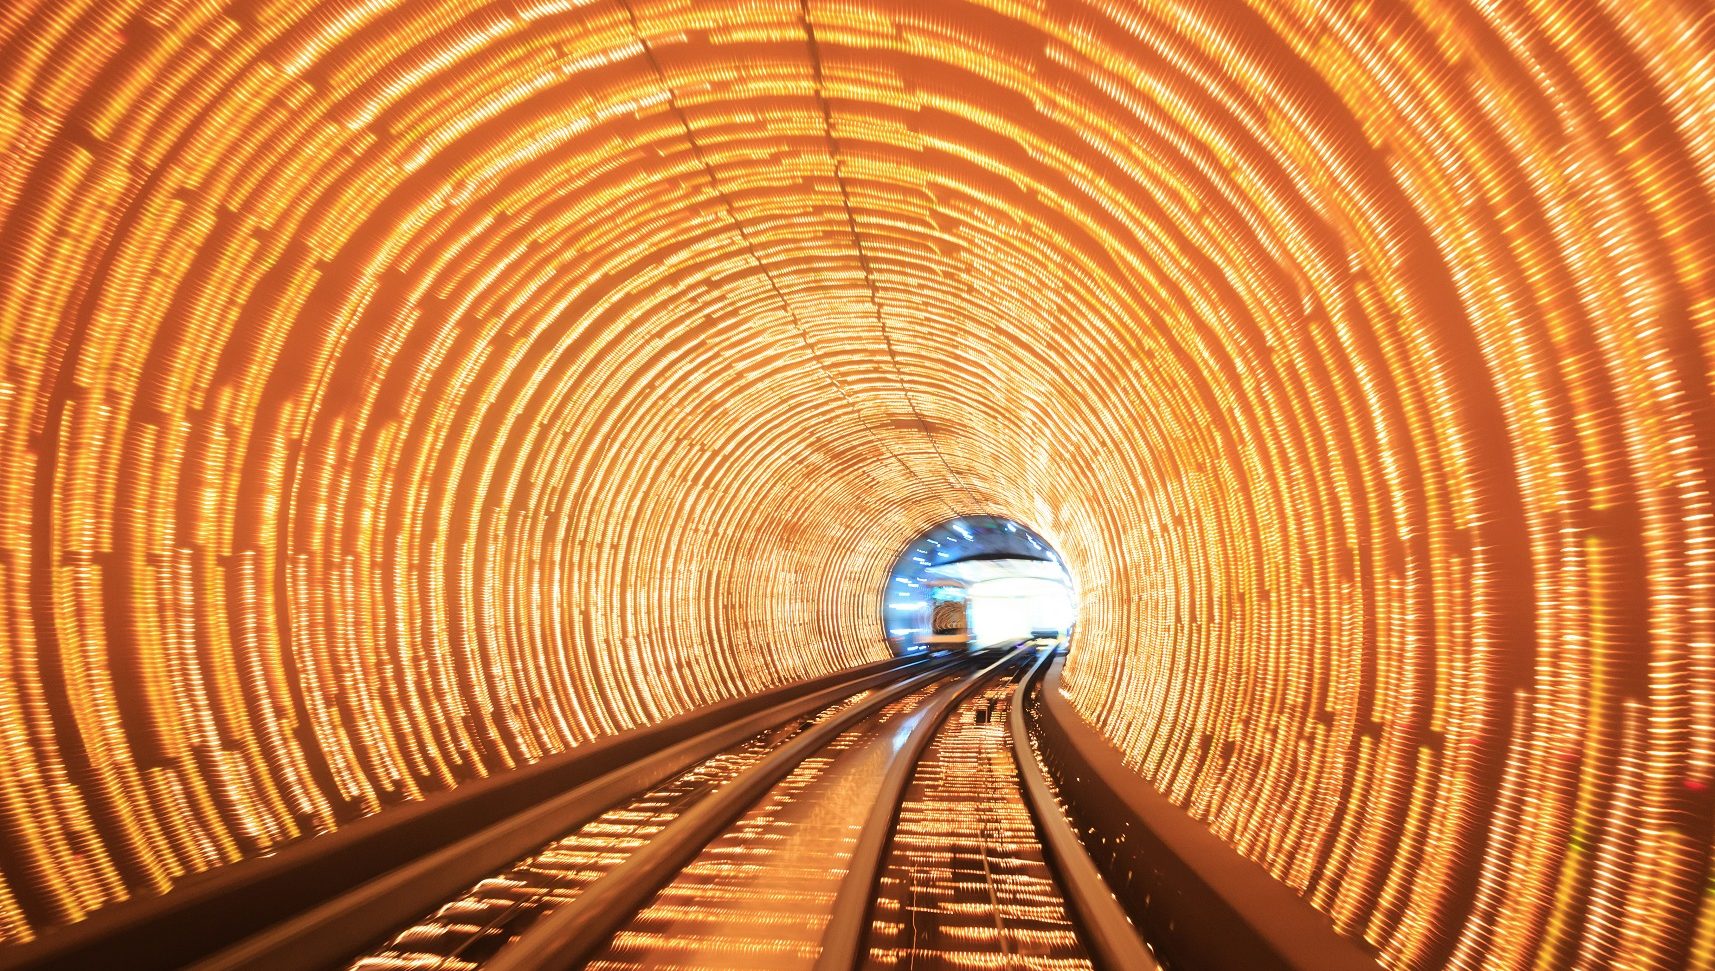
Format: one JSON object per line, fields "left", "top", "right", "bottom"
{"left": 865, "top": 662, "right": 1091, "bottom": 971}
{"left": 0, "top": 0, "right": 1713, "bottom": 968}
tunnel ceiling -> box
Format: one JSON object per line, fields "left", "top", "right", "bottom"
{"left": 2, "top": 0, "right": 1714, "bottom": 965}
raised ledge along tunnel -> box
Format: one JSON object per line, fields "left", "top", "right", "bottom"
{"left": 0, "top": 0, "right": 1713, "bottom": 968}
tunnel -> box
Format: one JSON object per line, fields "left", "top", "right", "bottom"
{"left": 0, "top": 0, "right": 1712, "bottom": 968}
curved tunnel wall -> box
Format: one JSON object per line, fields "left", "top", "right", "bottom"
{"left": 1, "top": 0, "right": 1712, "bottom": 966}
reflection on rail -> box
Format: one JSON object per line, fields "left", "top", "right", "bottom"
{"left": 351, "top": 689, "right": 885, "bottom": 970}
{"left": 189, "top": 647, "right": 1154, "bottom": 971}
{"left": 864, "top": 662, "right": 1091, "bottom": 969}
{"left": 588, "top": 680, "right": 951, "bottom": 968}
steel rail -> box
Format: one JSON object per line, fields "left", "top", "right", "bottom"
{"left": 810, "top": 644, "right": 1031, "bottom": 971}
{"left": 193, "top": 652, "right": 963, "bottom": 971}
{"left": 0, "top": 653, "right": 943, "bottom": 971}
{"left": 1032, "top": 656, "right": 1381, "bottom": 970}
{"left": 1010, "top": 648, "right": 1161, "bottom": 971}
{"left": 480, "top": 656, "right": 974, "bottom": 971}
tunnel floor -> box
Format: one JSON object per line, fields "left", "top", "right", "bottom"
{"left": 335, "top": 646, "right": 1123, "bottom": 971}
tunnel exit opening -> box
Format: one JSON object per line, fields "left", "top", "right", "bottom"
{"left": 881, "top": 515, "right": 1077, "bottom": 654}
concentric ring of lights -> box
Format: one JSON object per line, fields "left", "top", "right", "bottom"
{"left": 1, "top": 1, "right": 1713, "bottom": 967}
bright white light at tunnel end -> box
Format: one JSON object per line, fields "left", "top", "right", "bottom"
{"left": 880, "top": 512, "right": 1083, "bottom": 652}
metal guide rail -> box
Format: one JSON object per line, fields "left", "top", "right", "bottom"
{"left": 0, "top": 653, "right": 948, "bottom": 971}
{"left": 482, "top": 662, "right": 984, "bottom": 971}
{"left": 578, "top": 677, "right": 954, "bottom": 968}
{"left": 348, "top": 687, "right": 891, "bottom": 970}
{"left": 192, "top": 653, "right": 965, "bottom": 971}
{"left": 1007, "top": 649, "right": 1162, "bottom": 971}
{"left": 813, "top": 645, "right": 1157, "bottom": 971}
{"left": 860, "top": 655, "right": 1095, "bottom": 969}
{"left": 193, "top": 646, "right": 1157, "bottom": 971}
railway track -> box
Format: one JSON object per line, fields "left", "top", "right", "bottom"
{"left": 190, "top": 646, "right": 1153, "bottom": 971}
